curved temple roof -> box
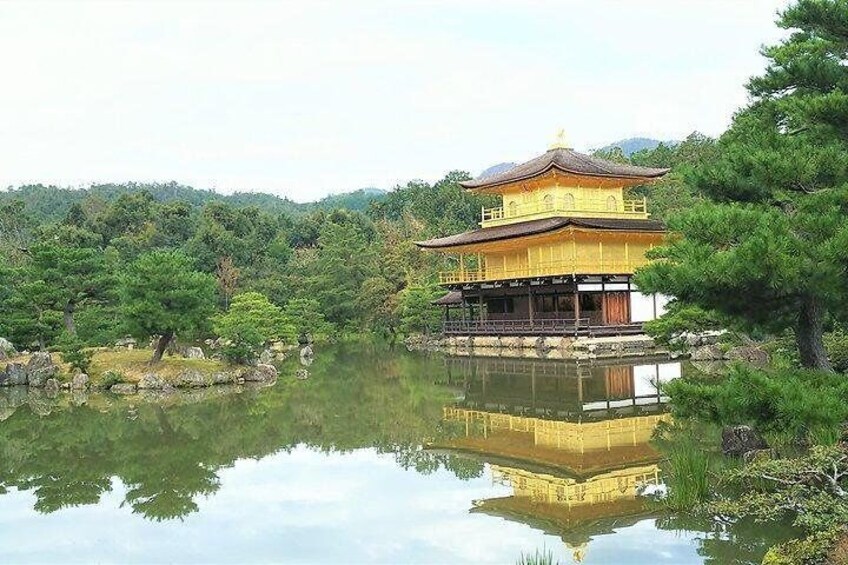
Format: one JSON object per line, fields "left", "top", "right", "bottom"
{"left": 461, "top": 147, "right": 669, "bottom": 190}
{"left": 415, "top": 216, "right": 666, "bottom": 249}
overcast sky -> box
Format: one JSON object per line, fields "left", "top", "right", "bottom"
{"left": 0, "top": 0, "right": 791, "bottom": 201}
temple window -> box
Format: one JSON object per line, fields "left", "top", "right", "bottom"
{"left": 542, "top": 194, "right": 554, "bottom": 211}
{"left": 507, "top": 201, "right": 518, "bottom": 217}
{"left": 563, "top": 193, "right": 575, "bottom": 210}
{"left": 606, "top": 195, "right": 617, "bottom": 211}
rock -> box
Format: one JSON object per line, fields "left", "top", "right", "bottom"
{"left": 474, "top": 336, "right": 499, "bottom": 348}
{"left": 175, "top": 370, "right": 210, "bottom": 388}
{"left": 297, "top": 333, "right": 313, "bottom": 346}
{"left": 299, "top": 345, "right": 314, "bottom": 367}
{"left": 689, "top": 361, "right": 727, "bottom": 375}
{"left": 682, "top": 332, "right": 702, "bottom": 348}
{"left": 725, "top": 346, "right": 770, "bottom": 365}
{"left": 722, "top": 425, "right": 769, "bottom": 458}
{"left": 27, "top": 389, "right": 54, "bottom": 416}
{"left": 44, "top": 378, "right": 60, "bottom": 396}
{"left": 210, "top": 372, "right": 235, "bottom": 385}
{"left": 138, "top": 373, "right": 168, "bottom": 390}
{"left": 1, "top": 363, "right": 27, "bottom": 386}
{"left": 242, "top": 364, "right": 278, "bottom": 382}
{"left": 743, "top": 448, "right": 775, "bottom": 464}
{"left": 110, "top": 383, "right": 137, "bottom": 395}
{"left": 182, "top": 346, "right": 205, "bottom": 360}
{"left": 115, "top": 337, "right": 137, "bottom": 349}
{"left": 295, "top": 369, "right": 309, "bottom": 380}
{"left": 0, "top": 337, "right": 16, "bottom": 360}
{"left": 259, "top": 349, "right": 273, "bottom": 365}
{"left": 71, "top": 391, "right": 88, "bottom": 406}
{"left": 26, "top": 352, "right": 57, "bottom": 386}
{"left": 71, "top": 373, "right": 90, "bottom": 390}
{"left": 543, "top": 337, "right": 564, "bottom": 350}
{"left": 690, "top": 344, "right": 725, "bottom": 361}
{"left": 269, "top": 341, "right": 289, "bottom": 353}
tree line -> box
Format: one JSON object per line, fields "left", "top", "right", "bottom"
{"left": 0, "top": 170, "right": 504, "bottom": 360}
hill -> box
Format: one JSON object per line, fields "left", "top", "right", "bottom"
{"left": 598, "top": 137, "right": 677, "bottom": 157}
{"left": 0, "top": 182, "right": 388, "bottom": 222}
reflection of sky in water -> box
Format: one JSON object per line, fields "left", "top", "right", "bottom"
{"left": 0, "top": 446, "right": 705, "bottom": 564}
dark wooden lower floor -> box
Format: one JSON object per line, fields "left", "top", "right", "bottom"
{"left": 439, "top": 276, "right": 659, "bottom": 336}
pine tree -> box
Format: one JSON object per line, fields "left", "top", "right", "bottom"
{"left": 637, "top": 0, "right": 848, "bottom": 371}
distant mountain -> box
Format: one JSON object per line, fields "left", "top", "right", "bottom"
{"left": 477, "top": 138, "right": 679, "bottom": 176}
{"left": 598, "top": 137, "right": 677, "bottom": 157}
{"left": 0, "top": 182, "right": 389, "bottom": 223}
{"left": 478, "top": 162, "right": 517, "bottom": 179}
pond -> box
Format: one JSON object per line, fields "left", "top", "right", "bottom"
{"left": 0, "top": 345, "right": 794, "bottom": 564}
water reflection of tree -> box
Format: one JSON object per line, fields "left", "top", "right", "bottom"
{"left": 0, "top": 345, "right": 482, "bottom": 521}
{"left": 657, "top": 514, "right": 799, "bottom": 565}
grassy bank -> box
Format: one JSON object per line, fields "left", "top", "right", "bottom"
{"left": 2, "top": 348, "right": 233, "bottom": 388}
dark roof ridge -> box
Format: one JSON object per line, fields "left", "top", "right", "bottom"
{"left": 461, "top": 147, "right": 669, "bottom": 190}
{"left": 415, "top": 216, "right": 665, "bottom": 249}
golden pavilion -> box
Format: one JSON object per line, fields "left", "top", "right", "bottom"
{"left": 417, "top": 133, "right": 670, "bottom": 336}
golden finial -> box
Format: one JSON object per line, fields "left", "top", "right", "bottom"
{"left": 549, "top": 128, "right": 571, "bottom": 150}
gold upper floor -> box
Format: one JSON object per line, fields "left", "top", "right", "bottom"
{"left": 479, "top": 170, "right": 650, "bottom": 228}
{"left": 438, "top": 230, "right": 662, "bottom": 285}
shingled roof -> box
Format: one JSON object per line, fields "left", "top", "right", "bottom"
{"left": 461, "top": 147, "right": 669, "bottom": 190}
{"left": 415, "top": 217, "right": 665, "bottom": 249}
{"left": 431, "top": 291, "right": 463, "bottom": 306}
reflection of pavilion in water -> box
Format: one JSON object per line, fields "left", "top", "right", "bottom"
{"left": 439, "top": 356, "right": 679, "bottom": 563}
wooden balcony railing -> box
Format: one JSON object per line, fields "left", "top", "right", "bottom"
{"left": 481, "top": 197, "right": 648, "bottom": 227}
{"left": 438, "top": 258, "right": 650, "bottom": 285}
{"left": 442, "top": 318, "right": 645, "bottom": 336}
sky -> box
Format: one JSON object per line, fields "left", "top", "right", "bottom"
{"left": 0, "top": 0, "right": 791, "bottom": 202}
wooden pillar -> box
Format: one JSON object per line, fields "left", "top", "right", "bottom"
{"left": 573, "top": 279, "right": 580, "bottom": 334}
{"left": 528, "top": 287, "right": 534, "bottom": 328}
{"left": 601, "top": 279, "right": 606, "bottom": 326}
{"left": 478, "top": 293, "right": 484, "bottom": 322}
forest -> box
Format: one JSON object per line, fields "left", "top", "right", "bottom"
{"left": 0, "top": 136, "right": 711, "bottom": 356}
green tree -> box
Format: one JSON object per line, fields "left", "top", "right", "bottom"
{"left": 120, "top": 250, "right": 217, "bottom": 364}
{"left": 302, "top": 218, "right": 375, "bottom": 327}
{"left": 27, "top": 226, "right": 109, "bottom": 335}
{"left": 283, "top": 298, "right": 330, "bottom": 339}
{"left": 213, "top": 292, "right": 295, "bottom": 363}
{"left": 637, "top": 0, "right": 848, "bottom": 370}
{"left": 397, "top": 284, "right": 443, "bottom": 335}
{"left": 56, "top": 331, "right": 94, "bottom": 374}
{"left": 0, "top": 262, "right": 62, "bottom": 349}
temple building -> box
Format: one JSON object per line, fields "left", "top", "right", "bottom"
{"left": 417, "top": 134, "right": 671, "bottom": 336}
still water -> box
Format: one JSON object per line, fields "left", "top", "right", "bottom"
{"left": 0, "top": 345, "right": 791, "bottom": 564}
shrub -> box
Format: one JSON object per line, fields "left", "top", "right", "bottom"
{"left": 664, "top": 365, "right": 848, "bottom": 444}
{"left": 762, "top": 527, "right": 845, "bottom": 565}
{"left": 516, "top": 549, "right": 557, "bottom": 565}
{"left": 824, "top": 328, "right": 848, "bottom": 373}
{"left": 643, "top": 301, "right": 725, "bottom": 347}
{"left": 56, "top": 332, "right": 94, "bottom": 374}
{"left": 101, "top": 370, "right": 125, "bottom": 388}
{"left": 219, "top": 340, "right": 257, "bottom": 365}
{"left": 283, "top": 298, "right": 331, "bottom": 340}
{"left": 214, "top": 292, "right": 295, "bottom": 364}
